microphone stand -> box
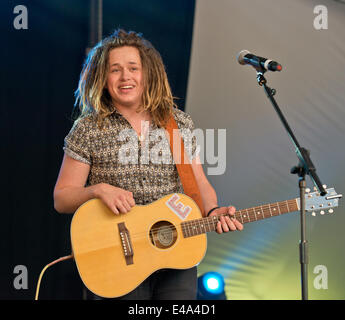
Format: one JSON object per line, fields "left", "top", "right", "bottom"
{"left": 255, "top": 70, "right": 327, "bottom": 300}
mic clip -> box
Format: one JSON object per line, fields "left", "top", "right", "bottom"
{"left": 256, "top": 71, "right": 276, "bottom": 96}
{"left": 256, "top": 71, "right": 267, "bottom": 86}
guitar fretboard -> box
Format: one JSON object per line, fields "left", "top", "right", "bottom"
{"left": 181, "top": 198, "right": 299, "bottom": 238}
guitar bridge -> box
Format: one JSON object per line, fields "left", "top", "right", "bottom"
{"left": 118, "top": 222, "right": 134, "bottom": 265}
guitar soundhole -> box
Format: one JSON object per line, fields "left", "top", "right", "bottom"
{"left": 150, "top": 221, "right": 177, "bottom": 249}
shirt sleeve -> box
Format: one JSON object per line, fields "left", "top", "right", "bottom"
{"left": 63, "top": 117, "right": 92, "bottom": 165}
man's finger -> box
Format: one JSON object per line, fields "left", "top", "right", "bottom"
{"left": 216, "top": 221, "right": 223, "bottom": 234}
{"left": 228, "top": 206, "right": 236, "bottom": 215}
{"left": 225, "top": 216, "right": 237, "bottom": 231}
{"left": 220, "top": 216, "right": 230, "bottom": 232}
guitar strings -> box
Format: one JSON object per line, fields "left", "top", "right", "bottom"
{"left": 126, "top": 215, "right": 227, "bottom": 240}
{"left": 126, "top": 200, "right": 298, "bottom": 239}
{"left": 123, "top": 202, "right": 297, "bottom": 240}
{"left": 111, "top": 199, "right": 298, "bottom": 240}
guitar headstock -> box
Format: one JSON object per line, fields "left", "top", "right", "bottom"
{"left": 305, "top": 186, "right": 342, "bottom": 216}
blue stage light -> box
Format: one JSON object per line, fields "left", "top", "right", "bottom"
{"left": 197, "top": 272, "right": 226, "bottom": 300}
{"left": 203, "top": 272, "right": 224, "bottom": 294}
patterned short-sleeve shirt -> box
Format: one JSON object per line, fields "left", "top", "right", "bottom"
{"left": 63, "top": 108, "right": 197, "bottom": 205}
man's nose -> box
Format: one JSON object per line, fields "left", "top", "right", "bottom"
{"left": 120, "top": 68, "right": 131, "bottom": 80}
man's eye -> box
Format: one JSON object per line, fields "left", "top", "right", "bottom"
{"left": 112, "top": 69, "right": 119, "bottom": 73}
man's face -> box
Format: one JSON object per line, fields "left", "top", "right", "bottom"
{"left": 106, "top": 46, "right": 144, "bottom": 110}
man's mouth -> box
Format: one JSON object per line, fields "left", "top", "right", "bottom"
{"left": 118, "top": 85, "right": 135, "bottom": 93}
{"left": 119, "top": 85, "right": 134, "bottom": 89}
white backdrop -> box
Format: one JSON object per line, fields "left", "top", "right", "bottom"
{"left": 186, "top": 0, "right": 345, "bottom": 299}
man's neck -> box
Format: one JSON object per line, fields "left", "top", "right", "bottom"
{"left": 115, "top": 104, "right": 150, "bottom": 122}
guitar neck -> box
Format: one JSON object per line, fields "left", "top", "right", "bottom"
{"left": 181, "top": 198, "right": 299, "bottom": 238}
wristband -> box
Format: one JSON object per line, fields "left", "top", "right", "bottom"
{"left": 207, "top": 207, "right": 220, "bottom": 217}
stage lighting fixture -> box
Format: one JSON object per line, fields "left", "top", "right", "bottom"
{"left": 197, "top": 272, "right": 227, "bottom": 300}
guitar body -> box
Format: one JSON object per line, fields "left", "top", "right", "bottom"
{"left": 70, "top": 193, "right": 207, "bottom": 298}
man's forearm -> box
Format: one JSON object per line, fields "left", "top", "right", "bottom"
{"left": 53, "top": 184, "right": 100, "bottom": 214}
{"left": 198, "top": 181, "right": 219, "bottom": 216}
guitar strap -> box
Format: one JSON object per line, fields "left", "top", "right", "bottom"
{"left": 165, "top": 115, "right": 205, "bottom": 216}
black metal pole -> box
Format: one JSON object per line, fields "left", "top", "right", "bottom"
{"left": 299, "top": 176, "right": 308, "bottom": 300}
{"left": 255, "top": 71, "right": 327, "bottom": 300}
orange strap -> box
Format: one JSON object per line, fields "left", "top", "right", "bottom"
{"left": 165, "top": 116, "right": 205, "bottom": 216}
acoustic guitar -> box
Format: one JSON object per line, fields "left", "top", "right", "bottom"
{"left": 70, "top": 187, "right": 341, "bottom": 298}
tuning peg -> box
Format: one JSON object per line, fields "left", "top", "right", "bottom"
{"left": 305, "top": 188, "right": 311, "bottom": 193}
{"left": 320, "top": 210, "right": 325, "bottom": 215}
{"left": 312, "top": 212, "right": 316, "bottom": 216}
{"left": 322, "top": 184, "right": 327, "bottom": 189}
{"left": 328, "top": 209, "right": 334, "bottom": 214}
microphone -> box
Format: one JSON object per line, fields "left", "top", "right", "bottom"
{"left": 237, "top": 50, "right": 282, "bottom": 72}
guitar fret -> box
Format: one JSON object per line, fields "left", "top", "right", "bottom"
{"left": 265, "top": 204, "right": 271, "bottom": 217}
{"left": 204, "top": 218, "right": 210, "bottom": 233}
{"left": 196, "top": 220, "right": 199, "bottom": 234}
{"left": 204, "top": 218, "right": 210, "bottom": 232}
{"left": 195, "top": 220, "right": 199, "bottom": 235}
{"left": 257, "top": 205, "right": 265, "bottom": 219}
{"left": 209, "top": 217, "right": 214, "bottom": 232}
{"left": 197, "top": 219, "right": 203, "bottom": 235}
{"left": 198, "top": 220, "right": 203, "bottom": 234}
{"left": 280, "top": 200, "right": 289, "bottom": 214}
{"left": 287, "top": 200, "right": 293, "bottom": 212}
{"left": 237, "top": 211, "right": 244, "bottom": 224}
{"left": 190, "top": 221, "right": 194, "bottom": 235}
{"left": 192, "top": 220, "right": 197, "bottom": 236}
{"left": 295, "top": 198, "right": 300, "bottom": 211}
{"left": 253, "top": 207, "right": 258, "bottom": 221}
{"left": 235, "top": 211, "right": 241, "bottom": 223}
{"left": 239, "top": 210, "right": 247, "bottom": 223}
{"left": 188, "top": 221, "right": 193, "bottom": 236}
{"left": 251, "top": 208, "right": 256, "bottom": 221}
{"left": 182, "top": 222, "right": 186, "bottom": 237}
{"left": 270, "top": 203, "right": 276, "bottom": 216}
{"left": 259, "top": 205, "right": 265, "bottom": 219}
{"left": 294, "top": 199, "right": 299, "bottom": 212}
{"left": 260, "top": 205, "right": 268, "bottom": 219}
{"left": 214, "top": 216, "right": 218, "bottom": 230}
{"left": 196, "top": 220, "right": 200, "bottom": 235}
{"left": 184, "top": 222, "right": 189, "bottom": 237}
{"left": 276, "top": 202, "right": 281, "bottom": 215}
{"left": 212, "top": 216, "right": 218, "bottom": 231}
{"left": 244, "top": 209, "right": 251, "bottom": 223}
{"left": 183, "top": 222, "right": 187, "bottom": 237}
{"left": 187, "top": 221, "right": 192, "bottom": 237}
{"left": 256, "top": 206, "right": 263, "bottom": 220}
{"left": 200, "top": 219, "right": 206, "bottom": 233}
{"left": 280, "top": 201, "right": 288, "bottom": 214}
